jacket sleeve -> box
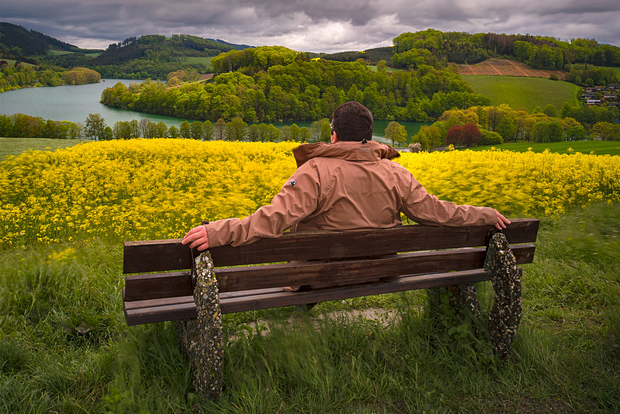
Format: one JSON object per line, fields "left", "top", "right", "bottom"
{"left": 205, "top": 162, "right": 321, "bottom": 247}
{"left": 398, "top": 166, "right": 497, "bottom": 227}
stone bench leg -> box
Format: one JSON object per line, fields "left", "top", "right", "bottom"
{"left": 176, "top": 251, "right": 223, "bottom": 400}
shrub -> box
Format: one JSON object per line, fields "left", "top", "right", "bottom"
{"left": 480, "top": 129, "right": 503, "bottom": 145}
{"left": 408, "top": 142, "right": 422, "bottom": 153}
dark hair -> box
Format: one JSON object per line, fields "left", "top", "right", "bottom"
{"left": 331, "top": 101, "right": 373, "bottom": 142}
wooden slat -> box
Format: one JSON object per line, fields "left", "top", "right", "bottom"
{"left": 123, "top": 219, "right": 540, "bottom": 273}
{"left": 124, "top": 268, "right": 510, "bottom": 325}
{"left": 216, "top": 245, "right": 534, "bottom": 292}
{"left": 124, "top": 244, "right": 535, "bottom": 301}
{"left": 123, "top": 271, "right": 192, "bottom": 302}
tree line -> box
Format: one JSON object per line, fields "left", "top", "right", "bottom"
{"left": 101, "top": 48, "right": 491, "bottom": 123}
{"left": 411, "top": 101, "right": 620, "bottom": 151}
{"left": 0, "top": 61, "right": 101, "bottom": 93}
{"left": 80, "top": 113, "right": 332, "bottom": 143}
{"left": 391, "top": 29, "right": 620, "bottom": 73}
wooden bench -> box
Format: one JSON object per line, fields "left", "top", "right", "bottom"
{"left": 123, "top": 219, "right": 539, "bottom": 326}
{"left": 123, "top": 218, "right": 539, "bottom": 398}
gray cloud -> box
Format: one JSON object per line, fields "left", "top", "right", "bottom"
{"left": 3, "top": 0, "right": 619, "bottom": 52}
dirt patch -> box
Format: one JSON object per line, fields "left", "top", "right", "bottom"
{"left": 458, "top": 59, "right": 565, "bottom": 79}
{"left": 232, "top": 307, "right": 412, "bottom": 339}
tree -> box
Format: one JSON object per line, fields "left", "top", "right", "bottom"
{"left": 168, "top": 125, "right": 179, "bottom": 138}
{"left": 101, "top": 126, "right": 113, "bottom": 141}
{"left": 592, "top": 122, "right": 620, "bottom": 140}
{"left": 547, "top": 121, "right": 564, "bottom": 142}
{"left": 412, "top": 125, "right": 442, "bottom": 150}
{"left": 266, "top": 124, "right": 281, "bottom": 142}
{"left": 461, "top": 123, "right": 482, "bottom": 147}
{"left": 543, "top": 104, "right": 557, "bottom": 118}
{"left": 226, "top": 117, "right": 248, "bottom": 141}
{"left": 320, "top": 120, "right": 332, "bottom": 142}
{"left": 446, "top": 125, "right": 464, "bottom": 146}
{"left": 281, "top": 125, "right": 292, "bottom": 141}
{"left": 383, "top": 121, "right": 407, "bottom": 147}
{"left": 289, "top": 124, "right": 301, "bottom": 142}
{"left": 214, "top": 118, "right": 226, "bottom": 140}
{"left": 179, "top": 121, "right": 191, "bottom": 138}
{"left": 84, "top": 113, "right": 106, "bottom": 140}
{"left": 300, "top": 127, "right": 311, "bottom": 143}
{"left": 496, "top": 116, "right": 516, "bottom": 142}
{"left": 190, "top": 121, "right": 204, "bottom": 140}
{"left": 531, "top": 122, "right": 547, "bottom": 143}
{"left": 155, "top": 122, "right": 168, "bottom": 138}
{"left": 247, "top": 124, "right": 260, "bottom": 142}
{"left": 566, "top": 125, "right": 587, "bottom": 141}
{"left": 203, "top": 120, "right": 214, "bottom": 141}
{"left": 139, "top": 118, "right": 150, "bottom": 137}
{"left": 143, "top": 121, "right": 158, "bottom": 138}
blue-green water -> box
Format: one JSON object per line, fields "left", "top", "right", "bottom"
{"left": 0, "top": 81, "right": 428, "bottom": 138}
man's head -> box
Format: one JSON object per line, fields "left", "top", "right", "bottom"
{"left": 331, "top": 101, "right": 373, "bottom": 142}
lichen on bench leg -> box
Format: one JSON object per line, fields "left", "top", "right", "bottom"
{"left": 484, "top": 231, "right": 522, "bottom": 360}
{"left": 175, "top": 251, "right": 223, "bottom": 400}
{"left": 427, "top": 284, "right": 482, "bottom": 319}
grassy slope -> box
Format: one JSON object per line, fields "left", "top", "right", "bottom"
{"left": 0, "top": 138, "right": 88, "bottom": 161}
{"left": 0, "top": 203, "right": 618, "bottom": 413}
{"left": 466, "top": 140, "right": 620, "bottom": 156}
{"left": 462, "top": 75, "right": 580, "bottom": 113}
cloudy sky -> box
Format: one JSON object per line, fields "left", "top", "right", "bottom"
{"left": 3, "top": 0, "right": 620, "bottom": 52}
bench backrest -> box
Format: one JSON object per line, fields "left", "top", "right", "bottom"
{"left": 123, "top": 219, "right": 539, "bottom": 303}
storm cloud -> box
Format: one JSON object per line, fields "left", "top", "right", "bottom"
{"left": 3, "top": 0, "right": 619, "bottom": 52}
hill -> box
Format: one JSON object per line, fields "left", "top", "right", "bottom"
{"left": 0, "top": 22, "right": 98, "bottom": 56}
{"left": 462, "top": 74, "right": 580, "bottom": 113}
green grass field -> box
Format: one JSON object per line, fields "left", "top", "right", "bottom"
{"left": 469, "top": 140, "right": 620, "bottom": 156}
{"left": 0, "top": 203, "right": 618, "bottom": 412}
{"left": 462, "top": 75, "right": 580, "bottom": 113}
{"left": 184, "top": 56, "right": 213, "bottom": 70}
{"left": 0, "top": 138, "right": 88, "bottom": 161}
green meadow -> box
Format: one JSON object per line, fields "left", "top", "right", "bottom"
{"left": 0, "top": 203, "right": 618, "bottom": 413}
{"left": 184, "top": 56, "right": 213, "bottom": 71}
{"left": 0, "top": 138, "right": 88, "bottom": 160}
{"left": 466, "top": 140, "right": 620, "bottom": 156}
{"left": 462, "top": 75, "right": 580, "bottom": 113}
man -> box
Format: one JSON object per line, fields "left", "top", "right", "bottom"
{"left": 183, "top": 101, "right": 509, "bottom": 251}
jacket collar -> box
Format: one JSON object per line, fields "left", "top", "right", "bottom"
{"left": 293, "top": 141, "right": 400, "bottom": 168}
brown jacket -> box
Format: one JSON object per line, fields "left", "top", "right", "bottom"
{"left": 206, "top": 141, "right": 496, "bottom": 247}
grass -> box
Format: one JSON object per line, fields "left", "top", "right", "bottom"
{"left": 462, "top": 75, "right": 580, "bottom": 113}
{"left": 467, "top": 140, "right": 620, "bottom": 156}
{"left": 0, "top": 202, "right": 618, "bottom": 412}
{"left": 0, "top": 138, "right": 88, "bottom": 161}
{"left": 184, "top": 56, "right": 213, "bottom": 70}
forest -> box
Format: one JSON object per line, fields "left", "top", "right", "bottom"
{"left": 0, "top": 62, "right": 100, "bottom": 92}
{"left": 100, "top": 51, "right": 491, "bottom": 123}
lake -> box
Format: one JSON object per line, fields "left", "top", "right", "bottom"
{"left": 0, "top": 81, "right": 428, "bottom": 139}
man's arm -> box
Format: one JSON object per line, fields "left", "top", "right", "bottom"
{"left": 399, "top": 169, "right": 510, "bottom": 229}
{"left": 183, "top": 162, "right": 321, "bottom": 251}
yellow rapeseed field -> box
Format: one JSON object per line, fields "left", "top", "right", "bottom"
{"left": 1, "top": 139, "right": 619, "bottom": 247}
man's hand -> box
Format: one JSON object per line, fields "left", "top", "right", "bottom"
{"left": 494, "top": 210, "right": 511, "bottom": 230}
{"left": 182, "top": 225, "right": 210, "bottom": 251}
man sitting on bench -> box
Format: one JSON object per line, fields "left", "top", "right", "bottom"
{"left": 183, "top": 101, "right": 510, "bottom": 252}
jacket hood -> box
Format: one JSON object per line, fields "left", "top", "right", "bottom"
{"left": 293, "top": 141, "right": 400, "bottom": 168}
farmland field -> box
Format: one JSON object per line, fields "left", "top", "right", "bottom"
{"left": 184, "top": 56, "right": 213, "bottom": 70}
{"left": 0, "top": 137, "right": 88, "bottom": 160}
{"left": 1, "top": 139, "right": 619, "bottom": 247}
{"left": 461, "top": 75, "right": 580, "bottom": 113}
{"left": 1, "top": 139, "right": 619, "bottom": 412}
{"left": 466, "top": 140, "right": 620, "bottom": 156}
{"left": 458, "top": 58, "right": 565, "bottom": 79}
